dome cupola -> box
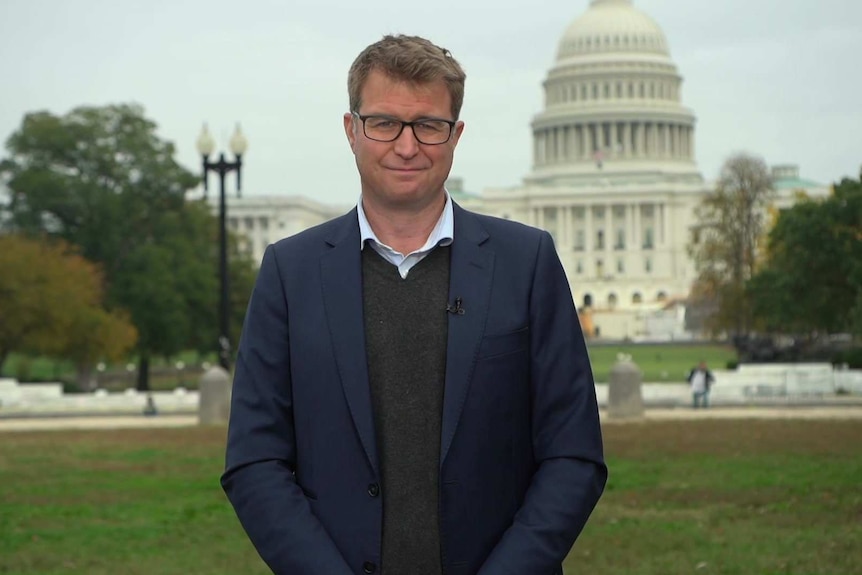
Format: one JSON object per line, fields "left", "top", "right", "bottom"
{"left": 557, "top": 0, "right": 670, "bottom": 61}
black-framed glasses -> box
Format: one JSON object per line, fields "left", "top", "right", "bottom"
{"left": 352, "top": 112, "right": 456, "bottom": 145}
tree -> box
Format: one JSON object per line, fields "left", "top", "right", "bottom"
{"left": 0, "top": 104, "right": 255, "bottom": 389}
{"left": 111, "top": 200, "right": 256, "bottom": 388}
{"left": 0, "top": 235, "right": 136, "bottom": 376}
{"left": 749, "top": 172, "right": 862, "bottom": 338}
{"left": 688, "top": 153, "right": 774, "bottom": 337}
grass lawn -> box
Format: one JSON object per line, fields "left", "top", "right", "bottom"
{"left": 586, "top": 342, "right": 738, "bottom": 383}
{"left": 1, "top": 419, "right": 859, "bottom": 574}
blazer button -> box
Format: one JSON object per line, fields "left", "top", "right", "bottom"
{"left": 367, "top": 483, "right": 380, "bottom": 497}
{"left": 363, "top": 561, "right": 377, "bottom": 573}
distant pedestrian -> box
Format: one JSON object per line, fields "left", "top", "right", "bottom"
{"left": 687, "top": 360, "right": 715, "bottom": 408}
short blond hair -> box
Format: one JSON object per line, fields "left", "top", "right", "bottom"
{"left": 348, "top": 34, "right": 467, "bottom": 120}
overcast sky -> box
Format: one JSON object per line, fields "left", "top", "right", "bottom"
{"left": 1, "top": 0, "right": 859, "bottom": 207}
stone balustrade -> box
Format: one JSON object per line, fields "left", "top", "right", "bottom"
{"left": 2, "top": 362, "right": 860, "bottom": 416}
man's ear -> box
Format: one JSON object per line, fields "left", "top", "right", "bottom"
{"left": 450, "top": 120, "right": 465, "bottom": 148}
{"left": 343, "top": 113, "right": 357, "bottom": 152}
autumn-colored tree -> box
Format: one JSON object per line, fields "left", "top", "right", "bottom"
{"left": 54, "top": 306, "right": 138, "bottom": 389}
{"left": 688, "top": 153, "right": 774, "bottom": 338}
{"left": 0, "top": 235, "right": 137, "bottom": 377}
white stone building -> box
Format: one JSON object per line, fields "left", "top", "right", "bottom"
{"left": 221, "top": 194, "right": 347, "bottom": 263}
{"left": 215, "top": 0, "right": 829, "bottom": 340}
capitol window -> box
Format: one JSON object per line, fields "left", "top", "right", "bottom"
{"left": 615, "top": 229, "right": 625, "bottom": 250}
{"left": 632, "top": 293, "right": 643, "bottom": 304}
{"left": 643, "top": 228, "right": 655, "bottom": 249}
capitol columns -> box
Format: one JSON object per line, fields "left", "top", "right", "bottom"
{"left": 623, "top": 121, "right": 634, "bottom": 160}
{"left": 581, "top": 124, "right": 593, "bottom": 160}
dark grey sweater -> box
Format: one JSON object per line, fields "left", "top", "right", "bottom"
{"left": 362, "top": 245, "right": 450, "bottom": 575}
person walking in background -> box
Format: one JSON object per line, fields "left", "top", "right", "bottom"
{"left": 220, "top": 34, "right": 607, "bottom": 575}
{"left": 687, "top": 360, "right": 715, "bottom": 408}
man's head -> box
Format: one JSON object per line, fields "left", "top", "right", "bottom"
{"left": 347, "top": 34, "right": 466, "bottom": 120}
{"left": 344, "top": 35, "right": 466, "bottom": 213}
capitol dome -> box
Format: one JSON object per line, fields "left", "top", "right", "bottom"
{"left": 526, "top": 0, "right": 702, "bottom": 186}
{"left": 557, "top": 0, "right": 670, "bottom": 60}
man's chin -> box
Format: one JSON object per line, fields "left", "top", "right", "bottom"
{"left": 377, "top": 185, "right": 444, "bottom": 209}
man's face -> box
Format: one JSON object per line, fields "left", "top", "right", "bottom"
{"left": 343, "top": 69, "right": 464, "bottom": 212}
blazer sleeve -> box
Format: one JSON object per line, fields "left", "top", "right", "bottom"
{"left": 478, "top": 231, "right": 608, "bottom": 575}
{"left": 221, "top": 246, "right": 354, "bottom": 575}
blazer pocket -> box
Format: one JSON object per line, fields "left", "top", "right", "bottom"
{"left": 477, "top": 326, "right": 530, "bottom": 360}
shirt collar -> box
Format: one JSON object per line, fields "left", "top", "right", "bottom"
{"left": 357, "top": 191, "right": 454, "bottom": 254}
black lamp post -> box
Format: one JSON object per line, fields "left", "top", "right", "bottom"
{"left": 196, "top": 123, "right": 248, "bottom": 371}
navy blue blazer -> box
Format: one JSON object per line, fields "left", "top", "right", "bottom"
{"left": 222, "top": 203, "right": 607, "bottom": 575}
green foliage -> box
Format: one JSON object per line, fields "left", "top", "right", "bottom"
{"left": 0, "top": 104, "right": 258, "bottom": 378}
{"left": 688, "top": 153, "right": 774, "bottom": 337}
{"left": 749, "top": 172, "right": 862, "bottom": 337}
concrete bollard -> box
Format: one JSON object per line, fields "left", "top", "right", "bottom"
{"left": 198, "top": 366, "right": 232, "bottom": 426}
{"left": 607, "top": 355, "right": 645, "bottom": 420}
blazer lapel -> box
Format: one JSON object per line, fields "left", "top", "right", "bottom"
{"left": 320, "top": 210, "right": 379, "bottom": 474}
{"left": 440, "top": 204, "right": 494, "bottom": 468}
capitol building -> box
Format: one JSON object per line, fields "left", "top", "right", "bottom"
{"left": 219, "top": 0, "right": 828, "bottom": 340}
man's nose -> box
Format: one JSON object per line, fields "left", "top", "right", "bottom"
{"left": 393, "top": 125, "right": 420, "bottom": 157}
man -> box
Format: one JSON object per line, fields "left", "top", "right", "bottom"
{"left": 687, "top": 360, "right": 716, "bottom": 409}
{"left": 222, "top": 34, "right": 607, "bottom": 575}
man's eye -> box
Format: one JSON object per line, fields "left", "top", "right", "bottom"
{"left": 416, "top": 122, "right": 444, "bottom": 133}
{"left": 368, "top": 119, "right": 398, "bottom": 130}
